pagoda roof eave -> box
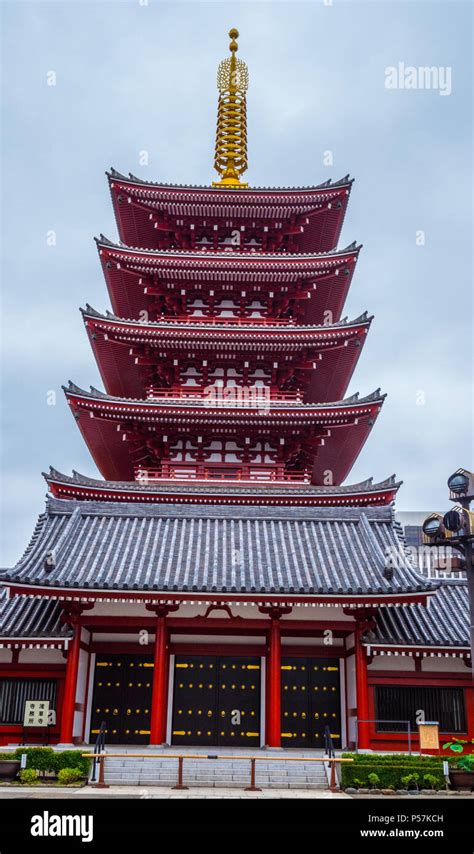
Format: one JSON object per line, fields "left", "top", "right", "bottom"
{"left": 81, "top": 304, "right": 373, "bottom": 339}
{"left": 96, "top": 234, "right": 361, "bottom": 263}
{"left": 107, "top": 167, "right": 354, "bottom": 195}
{"left": 63, "top": 380, "right": 385, "bottom": 412}
{"left": 44, "top": 468, "right": 402, "bottom": 507}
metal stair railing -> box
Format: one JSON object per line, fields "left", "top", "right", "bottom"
{"left": 89, "top": 721, "right": 107, "bottom": 785}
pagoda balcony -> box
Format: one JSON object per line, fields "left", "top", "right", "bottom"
{"left": 134, "top": 463, "right": 312, "bottom": 484}
{"left": 156, "top": 314, "right": 298, "bottom": 326}
{"left": 144, "top": 386, "right": 303, "bottom": 403}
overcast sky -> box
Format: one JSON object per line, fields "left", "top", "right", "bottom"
{"left": 1, "top": 0, "right": 472, "bottom": 566}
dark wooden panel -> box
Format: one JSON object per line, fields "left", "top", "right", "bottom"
{"left": 281, "top": 657, "right": 311, "bottom": 748}
{"left": 281, "top": 656, "right": 341, "bottom": 749}
{"left": 172, "top": 656, "right": 218, "bottom": 746}
{"left": 310, "top": 658, "right": 341, "bottom": 748}
{"left": 89, "top": 654, "right": 153, "bottom": 744}
{"left": 216, "top": 658, "right": 260, "bottom": 747}
{"left": 172, "top": 655, "right": 261, "bottom": 746}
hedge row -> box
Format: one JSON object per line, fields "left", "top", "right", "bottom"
{"left": 340, "top": 753, "right": 446, "bottom": 790}
{"left": 0, "top": 748, "right": 91, "bottom": 776}
{"left": 342, "top": 752, "right": 451, "bottom": 766}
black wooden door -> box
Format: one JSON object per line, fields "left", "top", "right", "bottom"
{"left": 89, "top": 654, "right": 153, "bottom": 744}
{"left": 281, "top": 657, "right": 341, "bottom": 749}
{"left": 217, "top": 658, "right": 260, "bottom": 746}
{"left": 281, "top": 658, "right": 310, "bottom": 747}
{"left": 311, "top": 659, "right": 341, "bottom": 749}
{"left": 171, "top": 655, "right": 218, "bottom": 746}
{"left": 172, "top": 655, "right": 261, "bottom": 746}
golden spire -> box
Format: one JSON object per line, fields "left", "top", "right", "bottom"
{"left": 212, "top": 28, "right": 249, "bottom": 188}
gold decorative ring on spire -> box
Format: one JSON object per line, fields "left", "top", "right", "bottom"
{"left": 212, "top": 28, "right": 249, "bottom": 188}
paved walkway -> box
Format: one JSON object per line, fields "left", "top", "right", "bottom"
{"left": 0, "top": 785, "right": 349, "bottom": 799}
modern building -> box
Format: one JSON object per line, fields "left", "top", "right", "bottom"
{"left": 0, "top": 31, "right": 471, "bottom": 752}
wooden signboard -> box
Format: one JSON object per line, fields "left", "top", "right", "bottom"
{"left": 23, "top": 700, "right": 50, "bottom": 728}
{"left": 418, "top": 721, "right": 440, "bottom": 751}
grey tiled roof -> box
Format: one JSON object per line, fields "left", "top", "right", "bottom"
{"left": 0, "top": 588, "right": 72, "bottom": 640}
{"left": 1, "top": 498, "right": 435, "bottom": 596}
{"left": 369, "top": 581, "right": 469, "bottom": 648}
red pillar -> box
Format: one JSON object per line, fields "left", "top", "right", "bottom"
{"left": 267, "top": 617, "right": 282, "bottom": 747}
{"left": 355, "top": 623, "right": 370, "bottom": 749}
{"left": 60, "top": 620, "right": 81, "bottom": 744}
{"left": 149, "top": 615, "right": 169, "bottom": 745}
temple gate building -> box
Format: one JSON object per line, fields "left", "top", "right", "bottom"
{"left": 0, "top": 31, "right": 471, "bottom": 752}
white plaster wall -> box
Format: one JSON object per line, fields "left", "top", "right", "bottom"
{"left": 19, "top": 648, "right": 65, "bottom": 664}
{"left": 91, "top": 632, "right": 155, "bottom": 645}
{"left": 0, "top": 649, "right": 12, "bottom": 662}
{"left": 369, "top": 656, "right": 415, "bottom": 672}
{"left": 421, "top": 656, "right": 469, "bottom": 673}
{"left": 170, "top": 633, "right": 265, "bottom": 645}
{"left": 87, "top": 602, "right": 154, "bottom": 617}
{"left": 345, "top": 651, "right": 357, "bottom": 744}
{"left": 282, "top": 637, "right": 344, "bottom": 648}
{"left": 83, "top": 653, "right": 96, "bottom": 745}
{"left": 85, "top": 600, "right": 355, "bottom": 624}
{"left": 73, "top": 629, "right": 90, "bottom": 739}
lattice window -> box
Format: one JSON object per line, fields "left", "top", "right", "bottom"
{"left": 374, "top": 685, "right": 466, "bottom": 734}
{"left": 0, "top": 678, "right": 57, "bottom": 725}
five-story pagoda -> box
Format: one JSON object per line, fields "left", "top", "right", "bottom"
{"left": 3, "top": 32, "right": 466, "bottom": 758}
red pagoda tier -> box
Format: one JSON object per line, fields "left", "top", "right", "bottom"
{"left": 62, "top": 382, "right": 385, "bottom": 487}
{"left": 96, "top": 235, "right": 360, "bottom": 326}
{"left": 107, "top": 169, "right": 353, "bottom": 253}
{"left": 81, "top": 306, "right": 371, "bottom": 403}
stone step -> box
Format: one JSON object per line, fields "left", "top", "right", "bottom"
{"left": 98, "top": 750, "right": 330, "bottom": 789}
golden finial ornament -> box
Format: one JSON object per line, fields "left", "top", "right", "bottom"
{"left": 212, "top": 28, "right": 249, "bottom": 188}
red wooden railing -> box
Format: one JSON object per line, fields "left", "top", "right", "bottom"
{"left": 152, "top": 315, "right": 296, "bottom": 326}
{"left": 134, "top": 463, "right": 311, "bottom": 484}
{"left": 145, "top": 386, "right": 302, "bottom": 402}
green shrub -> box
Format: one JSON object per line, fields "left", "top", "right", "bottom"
{"left": 19, "top": 768, "right": 39, "bottom": 785}
{"left": 57, "top": 767, "right": 83, "bottom": 785}
{"left": 13, "top": 747, "right": 91, "bottom": 776}
{"left": 423, "top": 774, "right": 438, "bottom": 789}
{"left": 367, "top": 772, "right": 380, "bottom": 787}
{"left": 54, "top": 750, "right": 91, "bottom": 776}
{"left": 401, "top": 773, "right": 419, "bottom": 790}
{"left": 13, "top": 747, "right": 55, "bottom": 773}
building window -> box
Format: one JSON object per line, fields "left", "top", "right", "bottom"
{"left": 0, "top": 679, "right": 57, "bottom": 725}
{"left": 374, "top": 685, "right": 466, "bottom": 734}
